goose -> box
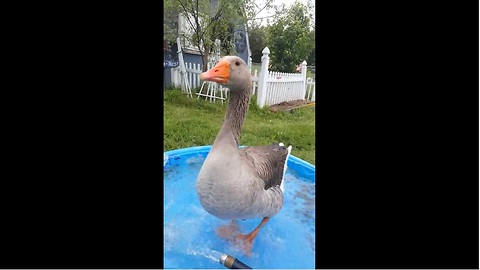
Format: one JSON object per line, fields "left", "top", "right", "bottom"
{"left": 196, "top": 56, "right": 292, "bottom": 255}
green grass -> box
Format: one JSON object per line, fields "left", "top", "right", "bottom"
{"left": 164, "top": 88, "right": 316, "bottom": 165}
{"left": 251, "top": 63, "right": 262, "bottom": 74}
{"left": 251, "top": 63, "right": 315, "bottom": 79}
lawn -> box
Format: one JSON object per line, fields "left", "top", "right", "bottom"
{"left": 163, "top": 88, "right": 316, "bottom": 165}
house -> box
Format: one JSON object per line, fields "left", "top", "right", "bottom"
{"left": 163, "top": 2, "right": 251, "bottom": 88}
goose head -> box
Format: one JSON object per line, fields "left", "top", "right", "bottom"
{"left": 200, "top": 56, "right": 251, "bottom": 93}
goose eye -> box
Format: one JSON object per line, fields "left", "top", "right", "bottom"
{"left": 235, "top": 61, "right": 240, "bottom": 66}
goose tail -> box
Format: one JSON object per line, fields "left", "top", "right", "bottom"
{"left": 279, "top": 143, "right": 292, "bottom": 192}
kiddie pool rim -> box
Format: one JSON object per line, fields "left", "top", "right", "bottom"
{"left": 164, "top": 145, "right": 315, "bottom": 180}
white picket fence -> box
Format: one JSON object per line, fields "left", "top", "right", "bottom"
{"left": 254, "top": 47, "right": 315, "bottom": 108}
{"left": 171, "top": 62, "right": 203, "bottom": 89}
{"left": 171, "top": 46, "right": 316, "bottom": 108}
{"left": 306, "top": 77, "right": 316, "bottom": 101}
{"left": 251, "top": 69, "right": 259, "bottom": 95}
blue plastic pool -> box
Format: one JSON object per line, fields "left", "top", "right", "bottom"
{"left": 164, "top": 146, "right": 316, "bottom": 269}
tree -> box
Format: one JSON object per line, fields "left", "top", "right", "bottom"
{"left": 266, "top": 1, "right": 315, "bottom": 72}
{"left": 247, "top": 25, "right": 268, "bottom": 63}
{"left": 163, "top": 0, "right": 234, "bottom": 72}
{"left": 163, "top": 0, "right": 274, "bottom": 72}
{"left": 307, "top": 28, "right": 315, "bottom": 66}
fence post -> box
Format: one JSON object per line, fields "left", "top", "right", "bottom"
{"left": 257, "top": 47, "right": 270, "bottom": 108}
{"left": 176, "top": 37, "right": 192, "bottom": 97}
{"left": 301, "top": 60, "right": 307, "bottom": 99}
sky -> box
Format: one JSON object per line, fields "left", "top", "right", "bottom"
{"left": 254, "top": 0, "right": 315, "bottom": 26}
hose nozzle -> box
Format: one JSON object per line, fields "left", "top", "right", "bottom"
{"left": 219, "top": 253, "right": 252, "bottom": 269}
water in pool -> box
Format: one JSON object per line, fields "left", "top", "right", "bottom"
{"left": 164, "top": 153, "right": 315, "bottom": 269}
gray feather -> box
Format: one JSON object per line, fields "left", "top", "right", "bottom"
{"left": 239, "top": 143, "right": 290, "bottom": 190}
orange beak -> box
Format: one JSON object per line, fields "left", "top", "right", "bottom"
{"left": 200, "top": 60, "right": 230, "bottom": 83}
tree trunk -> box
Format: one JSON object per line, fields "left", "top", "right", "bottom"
{"left": 202, "top": 46, "right": 210, "bottom": 72}
{"left": 200, "top": 45, "right": 211, "bottom": 94}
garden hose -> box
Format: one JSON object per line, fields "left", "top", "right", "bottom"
{"left": 219, "top": 253, "right": 252, "bottom": 269}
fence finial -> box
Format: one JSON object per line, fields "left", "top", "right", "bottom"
{"left": 257, "top": 47, "right": 271, "bottom": 109}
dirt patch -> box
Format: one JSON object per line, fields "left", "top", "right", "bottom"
{"left": 269, "top": 99, "right": 315, "bottom": 113}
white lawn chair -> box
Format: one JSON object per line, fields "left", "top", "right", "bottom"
{"left": 197, "top": 81, "right": 228, "bottom": 104}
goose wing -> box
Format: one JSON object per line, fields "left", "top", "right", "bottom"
{"left": 239, "top": 143, "right": 292, "bottom": 190}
